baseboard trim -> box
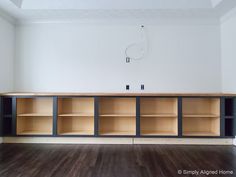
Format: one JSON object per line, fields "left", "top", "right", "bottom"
{"left": 3, "top": 137, "right": 133, "bottom": 144}
{"left": 134, "top": 138, "right": 233, "bottom": 145}
{"left": 233, "top": 137, "right": 236, "bottom": 146}
{"left": 0, "top": 137, "right": 3, "bottom": 144}
{"left": 2, "top": 137, "right": 234, "bottom": 145}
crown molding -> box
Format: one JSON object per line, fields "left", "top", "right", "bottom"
{"left": 220, "top": 6, "right": 236, "bottom": 23}
{"left": 0, "top": 8, "right": 16, "bottom": 24}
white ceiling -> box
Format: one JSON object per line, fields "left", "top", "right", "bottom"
{"left": 0, "top": 0, "right": 235, "bottom": 23}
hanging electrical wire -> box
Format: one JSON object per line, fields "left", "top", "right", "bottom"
{"left": 125, "top": 25, "right": 148, "bottom": 63}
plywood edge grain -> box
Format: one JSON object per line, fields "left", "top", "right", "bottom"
{"left": 1, "top": 92, "right": 236, "bottom": 97}
{"left": 2, "top": 137, "right": 133, "bottom": 144}
{"left": 134, "top": 138, "right": 233, "bottom": 145}
{"left": 2, "top": 137, "right": 234, "bottom": 145}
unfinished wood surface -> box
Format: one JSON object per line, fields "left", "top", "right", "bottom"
{"left": 17, "top": 116, "right": 53, "bottom": 135}
{"left": 141, "top": 117, "right": 178, "bottom": 136}
{"left": 183, "top": 114, "right": 219, "bottom": 118}
{"left": 99, "top": 114, "right": 136, "bottom": 117}
{"left": 17, "top": 98, "right": 53, "bottom": 115}
{"left": 99, "top": 117, "right": 136, "bottom": 135}
{"left": 141, "top": 114, "right": 177, "bottom": 117}
{"left": 140, "top": 98, "right": 178, "bottom": 116}
{"left": 57, "top": 116, "right": 94, "bottom": 135}
{"left": 183, "top": 117, "right": 220, "bottom": 136}
{"left": 17, "top": 113, "right": 53, "bottom": 117}
{"left": 58, "top": 113, "right": 94, "bottom": 117}
{"left": 182, "top": 98, "right": 220, "bottom": 116}
{"left": 58, "top": 97, "right": 94, "bottom": 115}
{"left": 99, "top": 97, "right": 136, "bottom": 115}
{"left": 2, "top": 92, "right": 236, "bottom": 97}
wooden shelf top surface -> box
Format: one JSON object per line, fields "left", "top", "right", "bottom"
{"left": 183, "top": 114, "right": 220, "bottom": 118}
{"left": 141, "top": 114, "right": 177, "bottom": 117}
{"left": 58, "top": 113, "right": 94, "bottom": 117}
{"left": 17, "top": 113, "right": 53, "bottom": 117}
{"left": 1, "top": 92, "right": 236, "bottom": 97}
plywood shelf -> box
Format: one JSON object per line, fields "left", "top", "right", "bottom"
{"left": 58, "top": 97, "right": 94, "bottom": 115}
{"left": 57, "top": 116, "right": 94, "bottom": 135}
{"left": 182, "top": 117, "right": 220, "bottom": 136}
{"left": 99, "top": 97, "right": 136, "bottom": 115}
{"left": 183, "top": 131, "right": 219, "bottom": 136}
{"left": 99, "top": 131, "right": 135, "bottom": 136}
{"left": 100, "top": 114, "right": 135, "bottom": 117}
{"left": 17, "top": 113, "right": 53, "bottom": 117}
{"left": 182, "top": 98, "right": 220, "bottom": 136}
{"left": 140, "top": 98, "right": 178, "bottom": 116}
{"left": 183, "top": 114, "right": 219, "bottom": 118}
{"left": 17, "top": 98, "right": 53, "bottom": 115}
{"left": 141, "top": 117, "right": 178, "bottom": 136}
{"left": 141, "top": 114, "right": 177, "bottom": 118}
{"left": 58, "top": 114, "right": 94, "bottom": 117}
{"left": 182, "top": 98, "right": 220, "bottom": 116}
{"left": 99, "top": 116, "right": 136, "bottom": 136}
{"left": 141, "top": 131, "right": 177, "bottom": 136}
{"left": 17, "top": 130, "right": 52, "bottom": 135}
{"left": 58, "top": 130, "right": 94, "bottom": 135}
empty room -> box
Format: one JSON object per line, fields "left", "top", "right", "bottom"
{"left": 0, "top": 0, "right": 236, "bottom": 177}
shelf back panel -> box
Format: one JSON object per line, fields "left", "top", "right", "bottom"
{"left": 99, "top": 98, "right": 136, "bottom": 115}
{"left": 17, "top": 98, "right": 53, "bottom": 115}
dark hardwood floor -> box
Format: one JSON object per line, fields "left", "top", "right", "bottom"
{"left": 0, "top": 144, "right": 236, "bottom": 177}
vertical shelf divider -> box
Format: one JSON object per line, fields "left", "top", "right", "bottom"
{"left": 136, "top": 97, "right": 140, "bottom": 137}
{"left": 234, "top": 98, "right": 236, "bottom": 136}
{"left": 178, "top": 97, "right": 182, "bottom": 137}
{"left": 53, "top": 96, "right": 58, "bottom": 136}
{"left": 0, "top": 97, "right": 2, "bottom": 136}
{"left": 94, "top": 97, "right": 99, "bottom": 137}
{"left": 12, "top": 97, "right": 17, "bottom": 136}
{"left": 220, "top": 97, "right": 225, "bottom": 137}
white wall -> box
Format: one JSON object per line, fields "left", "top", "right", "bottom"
{"left": 0, "top": 15, "right": 14, "bottom": 92}
{"left": 0, "top": 14, "right": 15, "bottom": 143}
{"left": 221, "top": 11, "right": 236, "bottom": 93}
{"left": 14, "top": 22, "right": 221, "bottom": 92}
{"left": 221, "top": 10, "right": 236, "bottom": 141}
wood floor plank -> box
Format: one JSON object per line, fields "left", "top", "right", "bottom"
{"left": 0, "top": 144, "right": 236, "bottom": 177}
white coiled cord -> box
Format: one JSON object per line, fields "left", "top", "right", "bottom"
{"left": 125, "top": 25, "right": 148, "bottom": 62}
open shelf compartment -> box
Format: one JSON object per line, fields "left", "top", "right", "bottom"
{"left": 140, "top": 97, "right": 178, "bottom": 117}
{"left": 140, "top": 97, "right": 178, "bottom": 136}
{"left": 182, "top": 98, "right": 220, "bottom": 117}
{"left": 99, "top": 97, "right": 136, "bottom": 135}
{"left": 16, "top": 98, "right": 53, "bottom": 135}
{"left": 17, "top": 98, "right": 53, "bottom": 116}
{"left": 17, "top": 116, "right": 53, "bottom": 135}
{"left": 58, "top": 116, "right": 94, "bottom": 135}
{"left": 182, "top": 98, "right": 220, "bottom": 136}
{"left": 225, "top": 98, "right": 234, "bottom": 117}
{"left": 57, "top": 97, "right": 94, "bottom": 135}
{"left": 58, "top": 97, "right": 94, "bottom": 116}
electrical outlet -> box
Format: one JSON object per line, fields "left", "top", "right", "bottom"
{"left": 126, "top": 85, "right": 130, "bottom": 90}
{"left": 126, "top": 57, "right": 130, "bottom": 63}
{"left": 141, "top": 84, "right": 144, "bottom": 90}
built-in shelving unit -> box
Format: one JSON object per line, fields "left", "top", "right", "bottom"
{"left": 99, "top": 97, "right": 136, "bottom": 135}
{"left": 1, "top": 93, "right": 235, "bottom": 139}
{"left": 57, "top": 97, "right": 94, "bottom": 135}
{"left": 16, "top": 98, "right": 53, "bottom": 135}
{"left": 140, "top": 98, "right": 178, "bottom": 136}
{"left": 182, "top": 98, "right": 220, "bottom": 136}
